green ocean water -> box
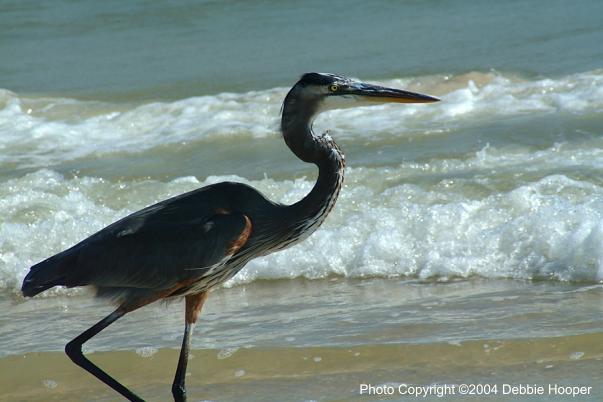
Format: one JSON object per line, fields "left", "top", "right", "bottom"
{"left": 2, "top": 0, "right": 602, "bottom": 100}
{"left": 1, "top": 1, "right": 603, "bottom": 401}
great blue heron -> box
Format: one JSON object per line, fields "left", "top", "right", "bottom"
{"left": 21, "top": 73, "right": 439, "bottom": 401}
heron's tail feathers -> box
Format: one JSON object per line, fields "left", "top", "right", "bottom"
{"left": 21, "top": 253, "right": 72, "bottom": 297}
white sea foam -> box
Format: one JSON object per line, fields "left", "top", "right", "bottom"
{"left": 1, "top": 70, "right": 602, "bottom": 168}
{"left": 217, "top": 347, "right": 239, "bottom": 360}
{"left": 135, "top": 346, "right": 158, "bottom": 358}
{"left": 234, "top": 174, "right": 603, "bottom": 286}
{"left": 0, "top": 88, "right": 283, "bottom": 168}
{"left": 2, "top": 70, "right": 603, "bottom": 293}
{"left": 2, "top": 145, "right": 603, "bottom": 296}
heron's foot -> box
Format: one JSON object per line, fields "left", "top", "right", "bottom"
{"left": 172, "top": 383, "right": 187, "bottom": 402}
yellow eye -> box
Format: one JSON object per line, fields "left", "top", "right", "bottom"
{"left": 329, "top": 84, "right": 339, "bottom": 92}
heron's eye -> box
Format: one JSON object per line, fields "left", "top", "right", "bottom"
{"left": 329, "top": 84, "right": 339, "bottom": 92}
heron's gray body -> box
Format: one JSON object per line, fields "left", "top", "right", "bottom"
{"left": 24, "top": 176, "right": 340, "bottom": 299}
{"left": 23, "top": 141, "right": 345, "bottom": 305}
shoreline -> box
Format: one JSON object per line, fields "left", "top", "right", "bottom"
{"left": 2, "top": 278, "right": 602, "bottom": 401}
{"left": 2, "top": 333, "right": 602, "bottom": 401}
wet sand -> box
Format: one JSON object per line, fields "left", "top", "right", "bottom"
{"left": 2, "top": 335, "right": 603, "bottom": 401}
{"left": 2, "top": 278, "right": 603, "bottom": 401}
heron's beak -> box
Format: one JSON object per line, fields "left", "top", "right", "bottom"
{"left": 348, "top": 82, "right": 440, "bottom": 104}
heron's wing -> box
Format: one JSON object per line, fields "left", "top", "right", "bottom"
{"left": 56, "top": 187, "right": 253, "bottom": 291}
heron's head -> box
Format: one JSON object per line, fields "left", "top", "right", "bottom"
{"left": 283, "top": 72, "right": 439, "bottom": 120}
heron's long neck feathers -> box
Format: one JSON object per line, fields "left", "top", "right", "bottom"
{"left": 280, "top": 93, "right": 345, "bottom": 244}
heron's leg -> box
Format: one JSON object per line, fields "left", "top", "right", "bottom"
{"left": 65, "top": 309, "right": 145, "bottom": 402}
{"left": 172, "top": 292, "right": 209, "bottom": 402}
{"left": 172, "top": 321, "right": 194, "bottom": 402}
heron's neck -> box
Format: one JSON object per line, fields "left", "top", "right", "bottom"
{"left": 281, "top": 102, "right": 345, "bottom": 230}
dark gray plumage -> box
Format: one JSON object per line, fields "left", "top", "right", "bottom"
{"left": 21, "top": 72, "right": 438, "bottom": 402}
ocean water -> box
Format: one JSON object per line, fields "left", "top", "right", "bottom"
{"left": 2, "top": 70, "right": 603, "bottom": 291}
{"left": 1, "top": 1, "right": 603, "bottom": 401}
